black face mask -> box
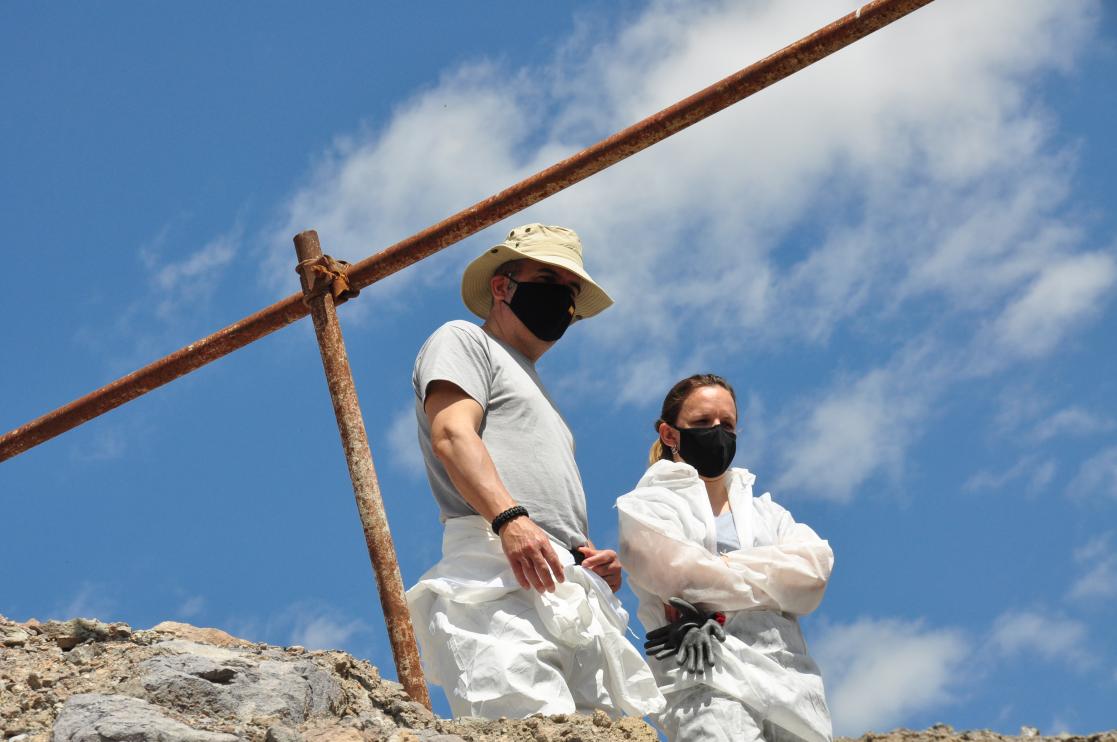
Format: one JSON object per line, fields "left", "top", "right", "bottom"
{"left": 675, "top": 425, "right": 737, "bottom": 478}
{"left": 504, "top": 279, "right": 576, "bottom": 342}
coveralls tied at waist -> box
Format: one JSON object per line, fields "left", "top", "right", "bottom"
{"left": 406, "top": 515, "right": 665, "bottom": 719}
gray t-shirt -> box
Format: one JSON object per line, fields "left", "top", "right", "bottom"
{"left": 412, "top": 320, "right": 589, "bottom": 547}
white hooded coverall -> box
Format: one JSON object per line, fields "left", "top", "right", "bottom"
{"left": 617, "top": 460, "right": 834, "bottom": 742}
{"left": 406, "top": 515, "right": 665, "bottom": 719}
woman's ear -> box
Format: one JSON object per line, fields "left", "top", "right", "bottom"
{"left": 659, "top": 421, "right": 679, "bottom": 454}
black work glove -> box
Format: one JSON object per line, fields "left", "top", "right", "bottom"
{"left": 675, "top": 616, "right": 726, "bottom": 673}
{"left": 644, "top": 597, "right": 727, "bottom": 673}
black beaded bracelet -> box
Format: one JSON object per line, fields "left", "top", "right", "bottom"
{"left": 491, "top": 505, "right": 529, "bottom": 535}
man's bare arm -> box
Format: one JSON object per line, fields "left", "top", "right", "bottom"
{"left": 425, "top": 380, "right": 565, "bottom": 593}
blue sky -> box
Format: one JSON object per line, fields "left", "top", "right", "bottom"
{"left": 2, "top": 1, "right": 1116, "bottom": 736}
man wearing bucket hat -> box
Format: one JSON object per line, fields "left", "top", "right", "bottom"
{"left": 405, "top": 224, "right": 664, "bottom": 719}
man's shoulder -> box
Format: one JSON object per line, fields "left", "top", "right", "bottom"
{"left": 413, "top": 321, "right": 493, "bottom": 388}
{"left": 413, "top": 320, "right": 493, "bottom": 399}
{"left": 424, "top": 319, "right": 485, "bottom": 344}
{"left": 418, "top": 320, "right": 486, "bottom": 355}
{"left": 441, "top": 319, "right": 485, "bottom": 337}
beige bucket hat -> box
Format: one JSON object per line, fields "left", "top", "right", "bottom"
{"left": 461, "top": 223, "right": 614, "bottom": 321}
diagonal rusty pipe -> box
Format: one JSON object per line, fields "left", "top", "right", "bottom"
{"left": 0, "top": 0, "right": 935, "bottom": 462}
{"left": 293, "top": 231, "right": 431, "bottom": 708}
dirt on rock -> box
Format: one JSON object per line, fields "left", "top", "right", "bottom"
{"left": 2, "top": 613, "right": 1113, "bottom": 742}
{"left": 0, "top": 613, "right": 654, "bottom": 741}
{"left": 838, "top": 725, "right": 1117, "bottom": 742}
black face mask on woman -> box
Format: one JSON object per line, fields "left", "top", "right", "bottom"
{"left": 504, "top": 278, "right": 576, "bottom": 342}
{"left": 676, "top": 424, "right": 737, "bottom": 478}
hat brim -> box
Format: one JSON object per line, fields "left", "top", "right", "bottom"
{"left": 461, "top": 244, "right": 614, "bottom": 321}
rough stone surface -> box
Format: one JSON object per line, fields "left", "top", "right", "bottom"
{"left": 0, "top": 613, "right": 658, "bottom": 741}
{"left": 836, "top": 724, "right": 1117, "bottom": 742}
{"left": 148, "top": 623, "right": 255, "bottom": 650}
{"left": 52, "top": 694, "right": 240, "bottom": 741}
{"left": 38, "top": 620, "right": 132, "bottom": 652}
{"left": 4, "top": 613, "right": 1113, "bottom": 742}
{"left": 0, "top": 625, "right": 31, "bottom": 648}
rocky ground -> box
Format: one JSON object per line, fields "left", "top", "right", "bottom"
{"left": 0, "top": 614, "right": 654, "bottom": 741}
{"left": 840, "top": 728, "right": 1117, "bottom": 742}
{"left": 1, "top": 613, "right": 1114, "bottom": 742}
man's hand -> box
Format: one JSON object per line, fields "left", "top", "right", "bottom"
{"left": 577, "top": 544, "right": 623, "bottom": 593}
{"left": 499, "top": 516, "right": 565, "bottom": 593}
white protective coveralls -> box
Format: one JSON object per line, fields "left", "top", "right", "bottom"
{"left": 406, "top": 515, "right": 665, "bottom": 719}
{"left": 616, "top": 460, "right": 834, "bottom": 742}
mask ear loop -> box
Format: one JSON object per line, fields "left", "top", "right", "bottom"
{"left": 499, "top": 274, "right": 519, "bottom": 309}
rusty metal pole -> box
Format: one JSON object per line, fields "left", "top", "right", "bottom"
{"left": 0, "top": 0, "right": 937, "bottom": 462}
{"left": 292, "top": 230, "right": 431, "bottom": 710}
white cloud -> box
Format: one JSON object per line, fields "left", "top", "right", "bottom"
{"left": 264, "top": 0, "right": 1102, "bottom": 343}
{"left": 964, "top": 457, "right": 1057, "bottom": 496}
{"left": 153, "top": 237, "right": 236, "bottom": 313}
{"left": 256, "top": 0, "right": 1109, "bottom": 505}
{"left": 1068, "top": 445, "right": 1117, "bottom": 500}
{"left": 812, "top": 617, "right": 969, "bottom": 736}
{"left": 70, "top": 427, "right": 128, "bottom": 463}
{"left": 177, "top": 595, "right": 206, "bottom": 619}
{"left": 75, "top": 223, "right": 244, "bottom": 375}
{"left": 988, "top": 610, "right": 1090, "bottom": 667}
{"left": 229, "top": 601, "right": 369, "bottom": 652}
{"left": 774, "top": 369, "right": 909, "bottom": 502}
{"left": 613, "top": 354, "right": 677, "bottom": 408}
{"left": 1074, "top": 534, "right": 1110, "bottom": 563}
{"left": 52, "top": 583, "right": 117, "bottom": 622}
{"left": 736, "top": 391, "right": 769, "bottom": 473}
{"left": 1031, "top": 407, "right": 1115, "bottom": 443}
{"left": 1049, "top": 716, "right": 1075, "bottom": 736}
{"left": 991, "top": 393, "right": 1116, "bottom": 444}
{"left": 386, "top": 403, "right": 425, "bottom": 478}
{"left": 772, "top": 342, "right": 948, "bottom": 502}
{"left": 137, "top": 222, "right": 241, "bottom": 324}
{"left": 289, "top": 611, "right": 366, "bottom": 652}
{"left": 263, "top": 62, "right": 537, "bottom": 298}
{"left": 1068, "top": 533, "right": 1117, "bottom": 601}
{"left": 991, "top": 388, "right": 1051, "bottom": 438}
{"left": 989, "top": 252, "right": 1116, "bottom": 360}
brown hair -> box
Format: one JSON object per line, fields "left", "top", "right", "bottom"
{"left": 648, "top": 374, "right": 737, "bottom": 466}
{"left": 494, "top": 258, "right": 527, "bottom": 279}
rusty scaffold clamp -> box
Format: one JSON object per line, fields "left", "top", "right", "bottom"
{"left": 292, "top": 230, "right": 431, "bottom": 710}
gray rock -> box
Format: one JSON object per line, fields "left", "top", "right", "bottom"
{"left": 42, "top": 619, "right": 131, "bottom": 651}
{"left": 155, "top": 640, "right": 245, "bottom": 663}
{"left": 264, "top": 725, "right": 304, "bottom": 742}
{"left": 1, "top": 625, "right": 31, "bottom": 646}
{"left": 340, "top": 709, "right": 398, "bottom": 737}
{"left": 66, "top": 643, "right": 98, "bottom": 666}
{"left": 51, "top": 693, "right": 239, "bottom": 741}
{"left": 136, "top": 652, "right": 343, "bottom": 725}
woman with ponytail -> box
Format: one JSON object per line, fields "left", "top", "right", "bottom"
{"left": 617, "top": 375, "right": 834, "bottom": 742}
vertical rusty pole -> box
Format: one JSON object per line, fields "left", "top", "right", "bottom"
{"left": 293, "top": 230, "right": 431, "bottom": 710}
